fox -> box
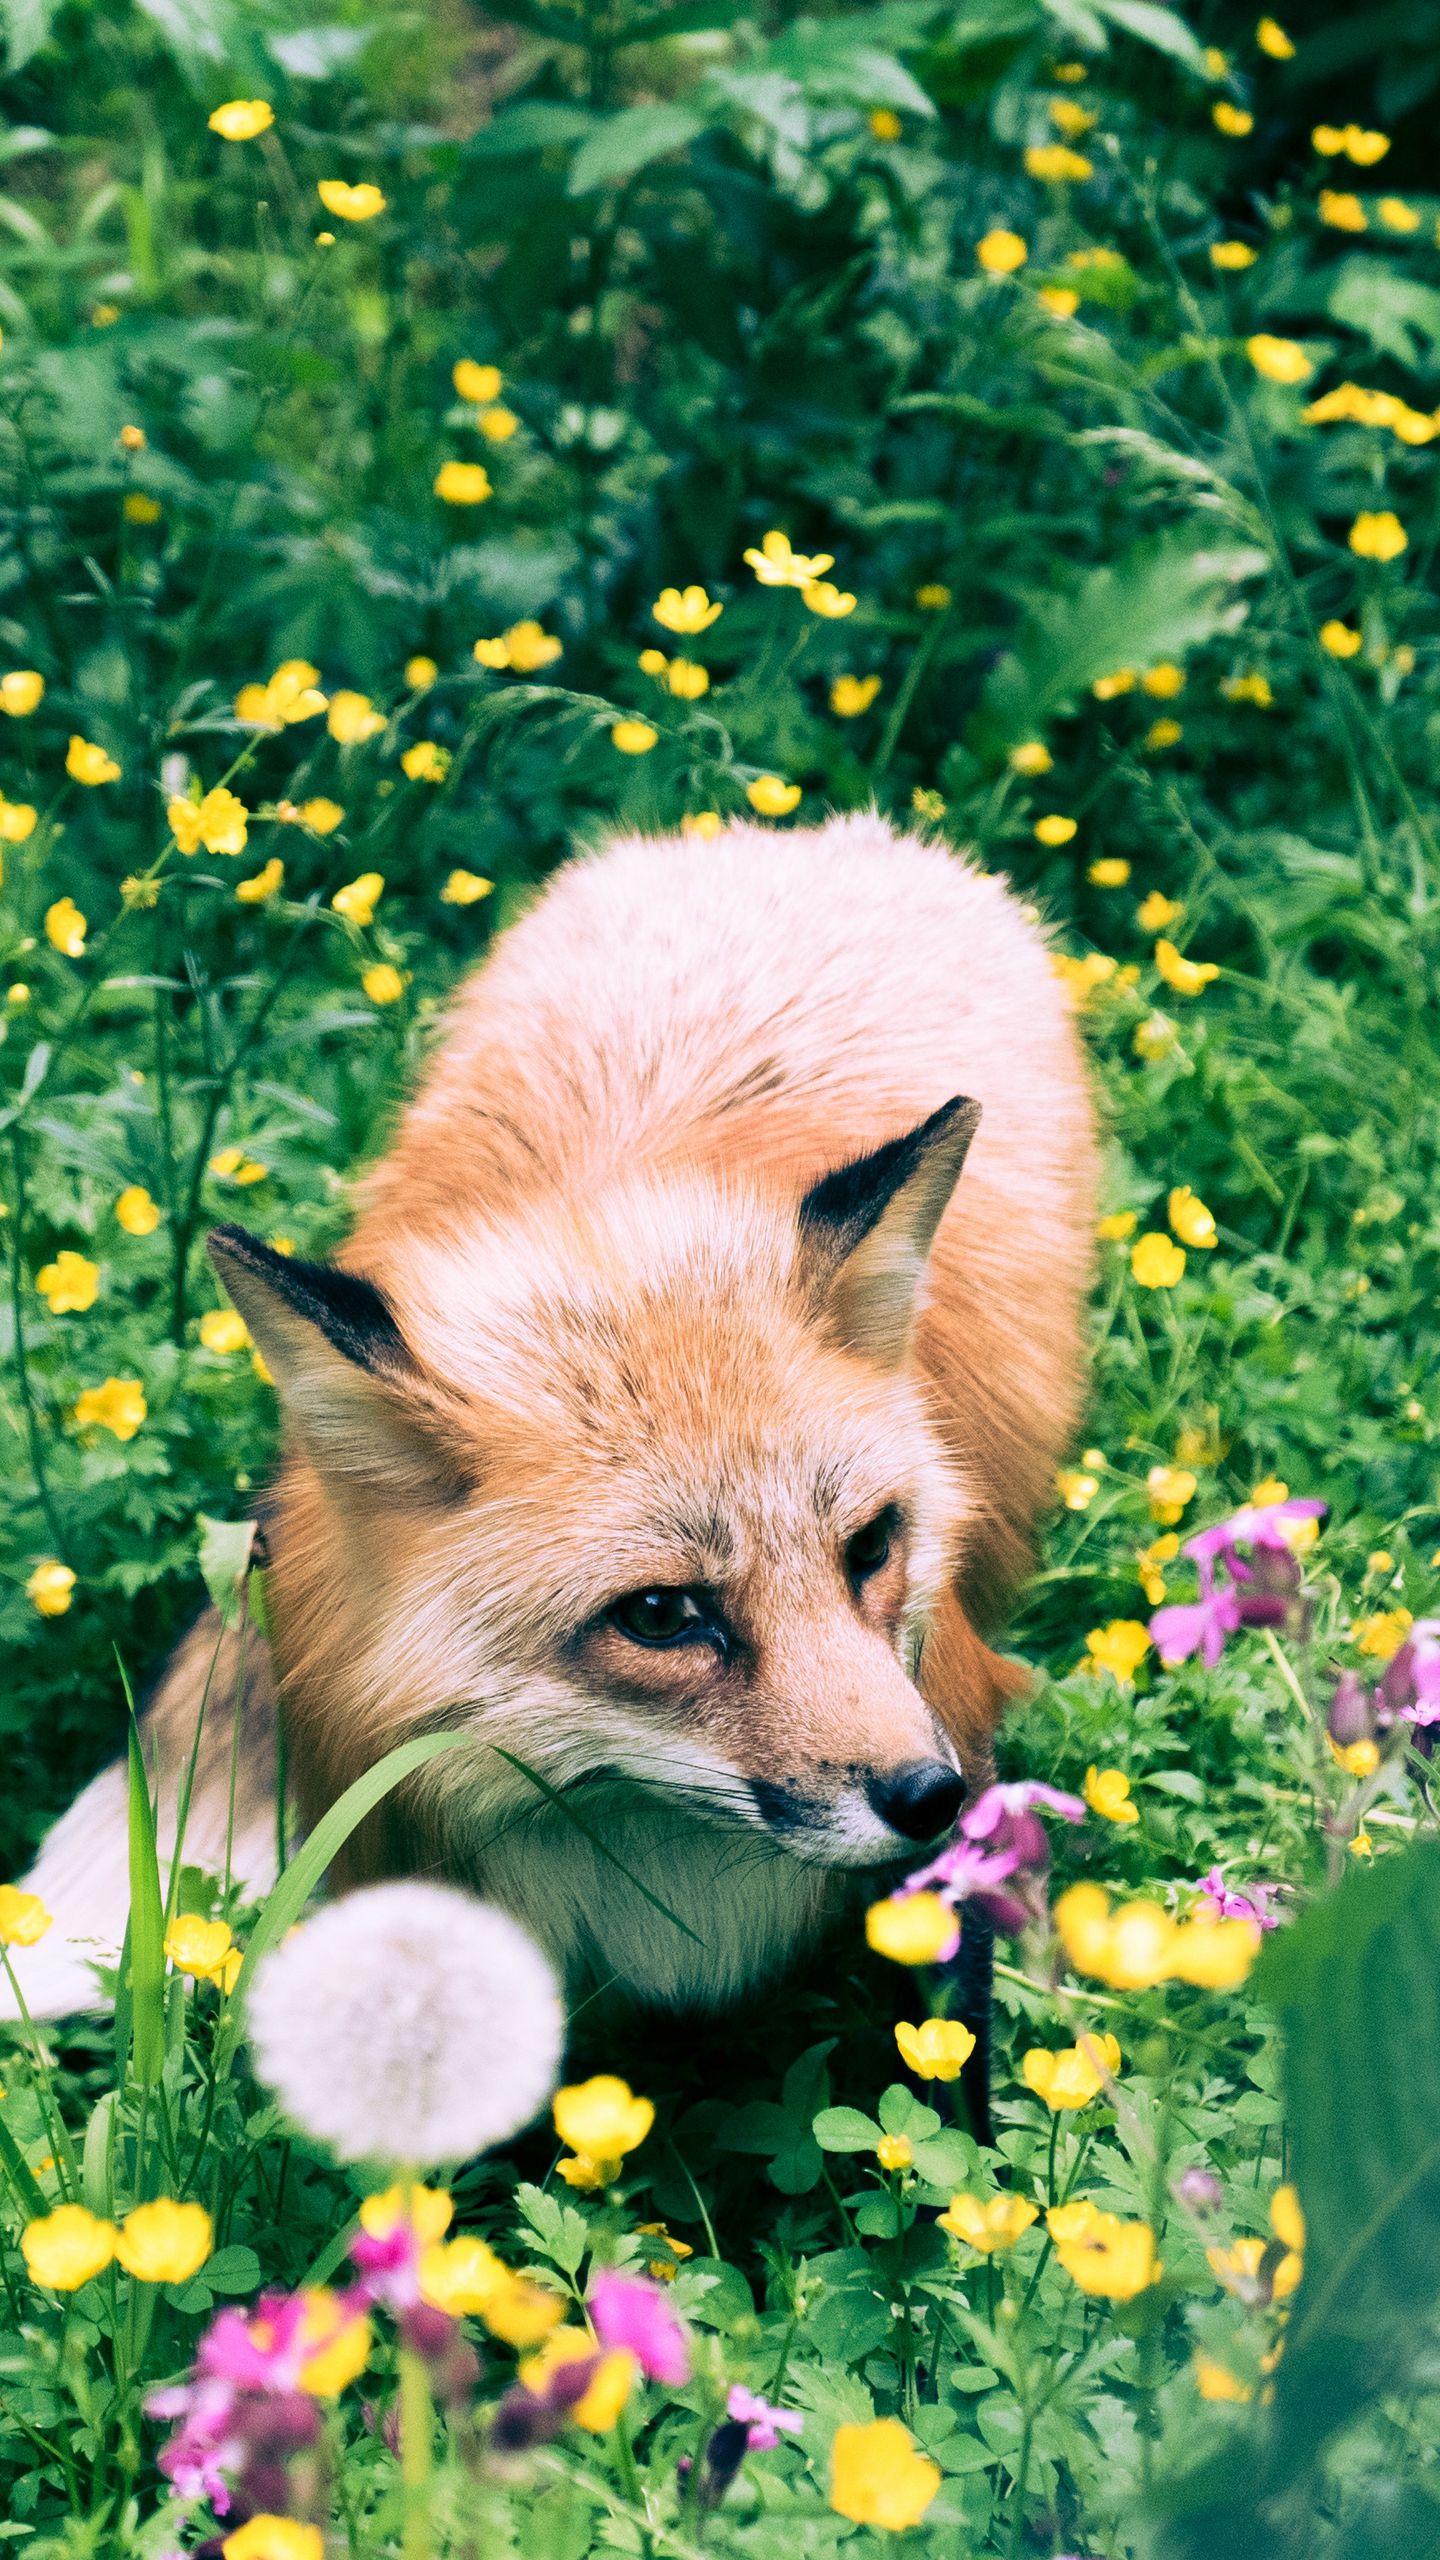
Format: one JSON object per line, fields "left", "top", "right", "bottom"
{"left": 7, "top": 812, "right": 1095, "bottom": 2029}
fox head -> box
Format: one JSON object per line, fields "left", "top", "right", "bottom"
{"left": 209, "top": 1099, "right": 1012, "bottom": 1915}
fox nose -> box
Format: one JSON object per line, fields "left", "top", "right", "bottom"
{"left": 870, "top": 1759, "right": 965, "bottom": 1843}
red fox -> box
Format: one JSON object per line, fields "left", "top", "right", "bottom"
{"left": 10, "top": 814, "right": 1095, "bottom": 2019}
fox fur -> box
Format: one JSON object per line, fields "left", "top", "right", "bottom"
{"left": 8, "top": 813, "right": 1095, "bottom": 2020}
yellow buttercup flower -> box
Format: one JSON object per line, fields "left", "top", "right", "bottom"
{"left": 1342, "top": 126, "right": 1389, "bottom": 164}
{"left": 236, "top": 659, "right": 327, "bottom": 728}
{"left": 1038, "top": 285, "right": 1080, "bottom": 317}
{"left": 684, "top": 810, "right": 721, "bottom": 839}
{"left": 406, "top": 655, "right": 438, "bottom": 689}
{"left": 1210, "top": 239, "right": 1257, "bottom": 269}
{"left": 453, "top": 360, "right": 502, "bottom": 404}
{"left": 209, "top": 100, "right": 274, "bottom": 139}
{"left": 1048, "top": 2201, "right": 1160, "bottom": 2298}
{"left": 332, "top": 871, "right": 384, "bottom": 925}
{"left": 876, "top": 2132, "right": 913, "bottom": 2171}
{"left": 1084, "top": 1765, "right": 1140, "bottom": 1825}
{"left": 1319, "top": 620, "right": 1361, "bottom": 659}
{"left": 747, "top": 774, "right": 802, "bottom": 817}
{"left": 1083, "top": 1620, "right": 1152, "bottom": 1684}
{"left": 1247, "top": 334, "right": 1313, "bottom": 385}
{"left": 977, "top": 228, "right": 1027, "bottom": 274}
{"left": 434, "top": 460, "right": 492, "bottom": 505}
{"left": 66, "top": 735, "right": 121, "bottom": 785}
{"left": 1349, "top": 510, "right": 1406, "bottom": 562}
{"left": 831, "top": 2419, "right": 940, "bottom": 2531}
{"left": 1009, "top": 739, "right": 1052, "bottom": 774}
{"left": 1331, "top": 1735, "right": 1380, "bottom": 1779}
{"left": 553, "top": 2075, "right": 654, "bottom": 2170}
{"left": 236, "top": 857, "right": 284, "bottom": 904}
{"left": 1142, "top": 662, "right": 1185, "bottom": 698}
{"left": 23, "top": 2206, "right": 118, "bottom": 2292}
{"left": 1025, "top": 143, "right": 1092, "bottom": 181}
{"left": 635, "top": 2221, "right": 693, "bottom": 2283}
{"left": 0, "top": 668, "right": 44, "bottom": 715}
{"left": 868, "top": 108, "right": 902, "bottom": 142}
{"left": 1353, "top": 1607, "right": 1412, "bottom": 1660}
{"left": 1088, "top": 858, "right": 1130, "bottom": 887}
{"left": 1137, "top": 1531, "right": 1180, "bottom": 1604}
{"left": 1049, "top": 98, "right": 1096, "bottom": 137}
{"left": 295, "top": 797, "right": 344, "bottom": 833}
{"left": 611, "top": 719, "right": 658, "bottom": 755}
{"left": 865, "top": 1891, "right": 957, "bottom": 1965}
{"left": 1195, "top": 2354, "right": 1252, "bottom": 2402}
{"left": 1144, "top": 717, "right": 1183, "bottom": 753}
{"left": 440, "top": 869, "right": 492, "bottom": 905}
{"left": 1212, "top": 103, "right": 1254, "bottom": 136}
{"left": 1148, "top": 1462, "right": 1198, "bottom": 1525}
{"left": 1138, "top": 891, "right": 1183, "bottom": 932}
{"left": 116, "top": 2199, "right": 213, "bottom": 2284}
{"left": 1167, "top": 1911, "right": 1261, "bottom": 1987}
{"left": 0, "top": 793, "right": 38, "bottom": 842}
{"left": 1034, "top": 813, "right": 1077, "bottom": 845}
{"left": 1154, "top": 938, "right": 1219, "bottom": 995}
{"left": 417, "top": 2233, "right": 504, "bottom": 2313}
{"left": 1096, "top": 1210, "right": 1137, "bottom": 1242}
{"left": 73, "top": 1377, "right": 146, "bottom": 1441}
{"left": 328, "top": 690, "right": 385, "bottom": 744}
{"left": 37, "top": 1250, "right": 99, "bottom": 1312}
{"left": 475, "top": 403, "right": 518, "bottom": 442}
{"left": 1092, "top": 668, "right": 1135, "bottom": 699}
{"left": 1256, "top": 16, "right": 1294, "bottom": 57}
{"left": 224, "top": 2523, "right": 324, "bottom": 2560}
{"left": 1378, "top": 197, "right": 1420, "bottom": 232}
{"left": 199, "top": 1308, "right": 250, "bottom": 1355}
{"left": 519, "top": 2331, "right": 636, "bottom": 2430}
{"left": 939, "top": 2191, "right": 1038, "bottom": 2253}
{"left": 1131, "top": 1231, "right": 1186, "bottom": 1288}
{"left": 744, "top": 528, "right": 834, "bottom": 587}
{"left": 0, "top": 1885, "right": 53, "bottom": 1945}
{"left": 362, "top": 2184, "right": 453, "bottom": 2245}
{"left": 1023, "top": 2031, "right": 1122, "bottom": 2109}
{"left": 169, "top": 786, "right": 250, "bottom": 857}
{"left": 316, "top": 179, "right": 387, "bottom": 221}
{"left": 1056, "top": 1467, "right": 1099, "bottom": 1509}
{"left": 363, "top": 963, "right": 406, "bottom": 1005}
{"left": 291, "top": 2290, "right": 372, "bottom": 2396}
{"left": 124, "top": 492, "right": 162, "bottom": 524}
{"left": 1169, "top": 1185, "right": 1217, "bottom": 1248}
{"left": 831, "top": 674, "right": 881, "bottom": 717}
{"left": 1318, "top": 190, "right": 1366, "bottom": 232}
{"left": 165, "top": 1914, "right": 237, "bottom": 1983}
{"left": 27, "top": 1561, "right": 76, "bottom": 1617}
{"left": 802, "top": 579, "right": 856, "bottom": 617}
{"left": 895, "top": 2017, "right": 976, "bottom": 2081}
{"left": 473, "top": 620, "right": 563, "bottom": 673}
{"left": 653, "top": 584, "right": 723, "bottom": 634}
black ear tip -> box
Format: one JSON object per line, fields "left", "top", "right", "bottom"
{"left": 207, "top": 1222, "right": 267, "bottom": 1272}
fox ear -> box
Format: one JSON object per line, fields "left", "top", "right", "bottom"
{"left": 798, "top": 1096, "right": 980, "bottom": 1368}
{"left": 207, "top": 1225, "right": 463, "bottom": 1502}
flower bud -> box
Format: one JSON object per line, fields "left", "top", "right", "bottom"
{"left": 1328, "top": 1667, "right": 1373, "bottom": 1746}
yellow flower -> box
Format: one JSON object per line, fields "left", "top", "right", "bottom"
{"left": 1318, "top": 190, "right": 1367, "bottom": 232}
{"left": 316, "top": 179, "right": 387, "bottom": 221}
{"left": 611, "top": 719, "right": 658, "bottom": 755}
{"left": 417, "top": 2233, "right": 503, "bottom": 2314}
{"left": 124, "top": 492, "right": 162, "bottom": 524}
{"left": 0, "top": 1886, "right": 53, "bottom": 1946}
{"left": 473, "top": 619, "right": 563, "bottom": 673}
{"left": 453, "top": 360, "right": 502, "bottom": 404}
{"left": 1353, "top": 1607, "right": 1412, "bottom": 1660}
{"left": 1025, "top": 143, "right": 1093, "bottom": 180}
{"left": 1154, "top": 938, "right": 1218, "bottom": 995}
{"left": 1256, "top": 15, "right": 1294, "bottom": 56}
{"left": 1319, "top": 619, "right": 1361, "bottom": 658}
{"left": 831, "top": 674, "right": 882, "bottom": 717}
{"left": 1092, "top": 668, "right": 1135, "bottom": 699}
{"left": 1056, "top": 1467, "right": 1100, "bottom": 1510}
{"left": 553, "top": 2075, "right": 654, "bottom": 2168}
{"left": 116, "top": 2199, "right": 213, "bottom": 2284}
{"left": 1331, "top": 1735, "right": 1380, "bottom": 1779}
{"left": 1203, "top": 45, "right": 1230, "bottom": 75}
{"left": 209, "top": 100, "right": 274, "bottom": 139}
{"left": 73, "top": 1377, "right": 146, "bottom": 1441}
{"left": 895, "top": 2017, "right": 976, "bottom": 2081}
{"left": 876, "top": 2133, "right": 913, "bottom": 2171}
{"left": 868, "top": 107, "right": 902, "bottom": 142}
{"left": 434, "top": 460, "right": 492, "bottom": 505}
{"left": 831, "top": 2418, "right": 940, "bottom": 2531}
{"left": 37, "top": 1250, "right": 100, "bottom": 1313}
{"left": 7, "top": 982, "right": 30, "bottom": 1006}
{"left": 684, "top": 810, "right": 722, "bottom": 838}
{"left": 1349, "top": 1828, "right": 1374, "bottom": 1859}
{"left": 977, "top": 228, "right": 1027, "bottom": 274}
{"left": 1168, "top": 1912, "right": 1260, "bottom": 1986}
{"left": 1194, "top": 2355, "right": 1252, "bottom": 2402}
{"left": 478, "top": 2269, "right": 569, "bottom": 2349}
{"left": 66, "top": 734, "right": 121, "bottom": 785}
{"left": 293, "top": 2289, "right": 372, "bottom": 2396}
{"left": 440, "top": 869, "right": 492, "bottom": 905}
{"left": 1009, "top": 739, "right": 1052, "bottom": 774}
{"left": 520, "top": 2331, "right": 636, "bottom": 2430}
{"left": 363, "top": 963, "right": 406, "bottom": 1005}
{"left": 865, "top": 1891, "right": 957, "bottom": 1965}
{"left": 0, "top": 793, "right": 38, "bottom": 842}
{"left": 659, "top": 657, "right": 707, "bottom": 699}
{"left": 744, "top": 528, "right": 834, "bottom": 587}
{"left": 555, "top": 2152, "right": 607, "bottom": 2190}
{"left": 915, "top": 582, "right": 952, "bottom": 610}
{"left": 1049, "top": 98, "right": 1097, "bottom": 137}
{"left": 295, "top": 797, "right": 344, "bottom": 833}
{"left": 236, "top": 659, "right": 327, "bottom": 728}
{"left": 747, "top": 774, "right": 802, "bottom": 817}
{"left": 1096, "top": 1209, "right": 1137, "bottom": 1242}
{"left": 402, "top": 740, "right": 449, "bottom": 781}
{"left": 476, "top": 404, "right": 518, "bottom": 443}
{"left": 1212, "top": 103, "right": 1254, "bottom": 136}
{"left": 22, "top": 2206, "right": 118, "bottom": 2292}
{"left": 1023, "top": 2030, "right": 1122, "bottom": 2109}
{"left": 332, "top": 871, "right": 384, "bottom": 925}
{"left": 1084, "top": 1765, "right": 1140, "bottom": 1825}
{"left": 1038, "top": 285, "right": 1080, "bottom": 317}
{"left": 0, "top": 668, "right": 44, "bottom": 715}
{"left": 361, "top": 2184, "right": 454, "bottom": 2245}
{"left": 236, "top": 857, "right": 284, "bottom": 904}
{"left": 406, "top": 655, "right": 438, "bottom": 688}
{"left": 1144, "top": 717, "right": 1184, "bottom": 753}
{"left": 1130, "top": 1231, "right": 1186, "bottom": 1288}
{"left": 224, "top": 2523, "right": 324, "bottom": 2560}
{"left": 653, "top": 584, "right": 723, "bottom": 634}
{"left": 939, "top": 2191, "right": 1038, "bottom": 2253}
{"left": 1169, "top": 1186, "right": 1217, "bottom": 1249}
{"left": 1048, "top": 2200, "right": 1160, "bottom": 2297}
{"left": 1349, "top": 510, "right": 1407, "bottom": 562}
{"left": 1147, "top": 1462, "right": 1198, "bottom": 1526}
{"left": 1034, "top": 813, "right": 1077, "bottom": 845}
{"left": 164, "top": 1914, "right": 237, "bottom": 1983}
{"left": 1083, "top": 1620, "right": 1152, "bottom": 1685}
{"left": 199, "top": 1308, "right": 250, "bottom": 1354}
{"left": 635, "top": 2221, "right": 693, "bottom": 2282}
{"left": 27, "top": 1561, "right": 76, "bottom": 1617}
{"left": 1137, "top": 1531, "right": 1180, "bottom": 1605}
{"left": 169, "top": 786, "right": 250, "bottom": 857}
{"left": 802, "top": 579, "right": 857, "bottom": 617}
{"left": 1271, "top": 2182, "right": 1305, "bottom": 2254}
{"left": 1247, "top": 334, "right": 1313, "bottom": 385}
{"left": 1053, "top": 949, "right": 1117, "bottom": 1004}
{"left": 1088, "top": 857, "right": 1130, "bottom": 886}
{"left": 327, "top": 691, "right": 386, "bottom": 745}
{"left": 1210, "top": 239, "right": 1257, "bottom": 269}
{"left": 1378, "top": 197, "right": 1420, "bottom": 232}
{"left": 1343, "top": 125, "right": 1389, "bottom": 164}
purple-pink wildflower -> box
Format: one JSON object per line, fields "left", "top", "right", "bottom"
{"left": 1381, "top": 1618, "right": 1440, "bottom": 1728}
{"left": 1151, "top": 1499, "right": 1326, "bottom": 1667}
{"left": 903, "top": 1778, "right": 1084, "bottom": 1934}
{"left": 588, "top": 2269, "right": 691, "bottom": 2386}
{"left": 726, "top": 2383, "right": 804, "bottom": 2450}
{"left": 1194, "top": 1866, "right": 1282, "bottom": 1930}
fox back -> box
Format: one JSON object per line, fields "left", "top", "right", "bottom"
{"left": 11, "top": 813, "right": 1095, "bottom": 2017}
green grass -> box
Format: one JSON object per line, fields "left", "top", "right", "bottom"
{"left": 3, "top": 1, "right": 1440, "bottom": 2552}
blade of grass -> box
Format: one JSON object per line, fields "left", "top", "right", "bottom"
{"left": 491, "top": 1748, "right": 706, "bottom": 1945}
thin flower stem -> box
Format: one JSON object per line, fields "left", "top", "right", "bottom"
{"left": 5, "top": 1128, "right": 69, "bottom": 1561}
{"left": 398, "top": 2345, "right": 436, "bottom": 2560}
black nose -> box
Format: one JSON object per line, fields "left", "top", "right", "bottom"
{"left": 870, "top": 1759, "right": 965, "bottom": 1843}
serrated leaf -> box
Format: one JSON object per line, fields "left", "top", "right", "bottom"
{"left": 516, "top": 2180, "right": 590, "bottom": 2277}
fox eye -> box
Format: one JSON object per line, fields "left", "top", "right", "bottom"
{"left": 608, "top": 1586, "right": 711, "bottom": 1647}
{"left": 845, "top": 1507, "right": 900, "bottom": 1588}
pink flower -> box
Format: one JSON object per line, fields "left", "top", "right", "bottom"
{"left": 961, "top": 1779, "right": 1086, "bottom": 1871}
{"left": 1382, "top": 1619, "right": 1440, "bottom": 1728}
{"left": 1151, "top": 1584, "right": 1242, "bottom": 1668}
{"left": 727, "top": 2384, "right": 803, "bottom": 2450}
{"left": 588, "top": 2269, "right": 691, "bottom": 2386}
{"left": 1194, "top": 1866, "right": 1282, "bottom": 1930}
{"left": 901, "top": 1833, "right": 1030, "bottom": 1934}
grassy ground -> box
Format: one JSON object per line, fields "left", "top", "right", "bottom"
{"left": 3, "top": 1, "right": 1440, "bottom": 2553}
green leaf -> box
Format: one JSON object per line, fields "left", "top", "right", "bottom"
{"left": 202, "top": 2243, "right": 262, "bottom": 2293}
{"left": 877, "top": 2084, "right": 942, "bottom": 2141}
{"left": 1326, "top": 259, "right": 1440, "bottom": 367}
{"left": 0, "top": 0, "right": 61, "bottom": 71}
{"left": 516, "top": 2181, "right": 591, "bottom": 2277}
{"left": 1092, "top": 0, "right": 1204, "bottom": 68}
{"left": 568, "top": 103, "right": 707, "bottom": 195}
{"left": 125, "top": 1712, "right": 166, "bottom": 2089}
{"left": 814, "top": 2105, "right": 883, "bottom": 2153}
{"left": 196, "top": 1514, "right": 258, "bottom": 1624}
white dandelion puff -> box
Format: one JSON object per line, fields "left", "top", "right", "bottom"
{"left": 245, "top": 1882, "right": 564, "bottom": 2164}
